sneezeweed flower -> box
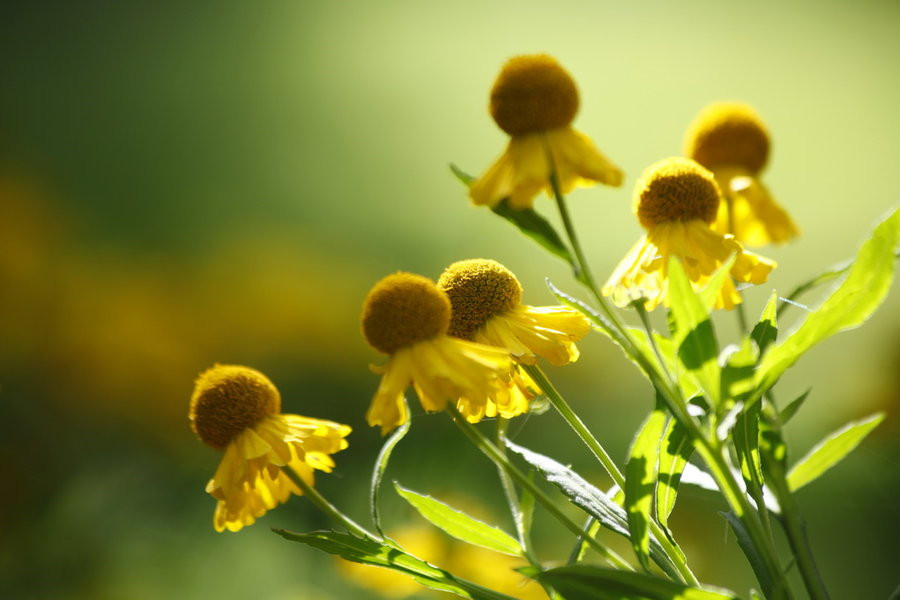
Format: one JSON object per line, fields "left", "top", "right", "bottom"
{"left": 603, "top": 157, "right": 776, "bottom": 310}
{"left": 469, "top": 54, "right": 623, "bottom": 209}
{"left": 684, "top": 101, "right": 800, "bottom": 246}
{"left": 438, "top": 259, "right": 590, "bottom": 420}
{"left": 189, "top": 364, "right": 350, "bottom": 532}
{"left": 361, "top": 272, "right": 514, "bottom": 434}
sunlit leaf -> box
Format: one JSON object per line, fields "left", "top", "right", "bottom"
{"left": 656, "top": 417, "right": 693, "bottom": 530}
{"left": 625, "top": 400, "right": 667, "bottom": 570}
{"left": 779, "top": 389, "right": 810, "bottom": 425}
{"left": 274, "top": 529, "right": 518, "bottom": 600}
{"left": 667, "top": 257, "right": 721, "bottom": 407}
{"left": 787, "top": 413, "right": 885, "bottom": 491}
{"left": 698, "top": 254, "right": 737, "bottom": 312}
{"left": 532, "top": 565, "right": 739, "bottom": 599}
{"left": 755, "top": 208, "right": 900, "bottom": 399}
{"left": 370, "top": 415, "right": 410, "bottom": 537}
{"left": 750, "top": 291, "right": 778, "bottom": 355}
{"left": 394, "top": 483, "right": 523, "bottom": 556}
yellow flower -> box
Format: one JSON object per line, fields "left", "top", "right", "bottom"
{"left": 603, "top": 157, "right": 776, "bottom": 310}
{"left": 361, "top": 272, "right": 514, "bottom": 434}
{"left": 437, "top": 259, "right": 590, "bottom": 420}
{"left": 469, "top": 54, "right": 623, "bottom": 209}
{"left": 684, "top": 101, "right": 800, "bottom": 246}
{"left": 189, "top": 364, "right": 350, "bottom": 532}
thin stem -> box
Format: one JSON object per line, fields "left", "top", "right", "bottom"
{"left": 634, "top": 301, "right": 672, "bottom": 382}
{"left": 522, "top": 363, "right": 698, "bottom": 586}
{"left": 288, "top": 468, "right": 378, "bottom": 541}
{"left": 735, "top": 295, "right": 750, "bottom": 334}
{"left": 447, "top": 405, "right": 635, "bottom": 571}
{"left": 495, "top": 419, "right": 537, "bottom": 561}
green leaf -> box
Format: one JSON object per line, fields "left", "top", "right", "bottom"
{"left": 719, "top": 512, "right": 777, "bottom": 599}
{"left": 370, "top": 416, "right": 410, "bottom": 537}
{"left": 394, "top": 483, "right": 523, "bottom": 556}
{"left": 625, "top": 399, "right": 667, "bottom": 570}
{"left": 274, "top": 529, "right": 519, "bottom": 600}
{"left": 450, "top": 163, "right": 477, "bottom": 185}
{"left": 698, "top": 254, "right": 738, "bottom": 312}
{"left": 492, "top": 199, "right": 575, "bottom": 264}
{"left": 755, "top": 208, "right": 900, "bottom": 399}
{"left": 779, "top": 389, "right": 810, "bottom": 425}
{"left": 504, "top": 440, "right": 680, "bottom": 580}
{"left": 750, "top": 291, "right": 778, "bottom": 355}
{"left": 532, "top": 565, "right": 740, "bottom": 599}
{"left": 656, "top": 417, "right": 693, "bottom": 530}
{"left": 733, "top": 402, "right": 769, "bottom": 522}
{"left": 720, "top": 339, "right": 759, "bottom": 401}
{"left": 667, "top": 257, "right": 721, "bottom": 408}
{"left": 787, "top": 413, "right": 885, "bottom": 491}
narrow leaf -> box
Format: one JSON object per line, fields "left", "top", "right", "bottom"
{"left": 787, "top": 413, "right": 885, "bottom": 491}
{"left": 656, "top": 417, "right": 693, "bottom": 529}
{"left": 370, "top": 416, "right": 410, "bottom": 537}
{"left": 533, "top": 564, "right": 739, "bottom": 599}
{"left": 720, "top": 513, "right": 776, "bottom": 599}
{"left": 667, "top": 257, "right": 721, "bottom": 407}
{"left": 755, "top": 208, "right": 900, "bottom": 399}
{"left": 750, "top": 291, "right": 779, "bottom": 355}
{"left": 625, "top": 400, "right": 667, "bottom": 570}
{"left": 449, "top": 164, "right": 576, "bottom": 267}
{"left": 394, "top": 483, "right": 523, "bottom": 556}
{"left": 274, "top": 529, "right": 519, "bottom": 600}
{"left": 699, "top": 254, "right": 738, "bottom": 312}
{"left": 504, "top": 440, "right": 679, "bottom": 580}
{"left": 778, "top": 389, "right": 810, "bottom": 425}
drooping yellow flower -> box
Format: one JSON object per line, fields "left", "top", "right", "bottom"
{"left": 189, "top": 364, "right": 350, "bottom": 532}
{"left": 603, "top": 157, "right": 776, "bottom": 310}
{"left": 469, "top": 54, "right": 623, "bottom": 210}
{"left": 684, "top": 101, "right": 799, "bottom": 246}
{"left": 437, "top": 259, "right": 590, "bottom": 420}
{"left": 361, "top": 272, "right": 514, "bottom": 434}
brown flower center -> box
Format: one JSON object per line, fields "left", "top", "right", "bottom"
{"left": 189, "top": 365, "right": 281, "bottom": 450}
{"left": 438, "top": 259, "right": 522, "bottom": 340}
{"left": 489, "top": 54, "right": 579, "bottom": 136}
{"left": 635, "top": 157, "right": 721, "bottom": 229}
{"left": 361, "top": 272, "right": 451, "bottom": 354}
{"left": 684, "top": 102, "right": 770, "bottom": 174}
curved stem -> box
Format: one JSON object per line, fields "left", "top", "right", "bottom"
{"left": 447, "top": 405, "right": 635, "bottom": 571}
{"left": 289, "top": 468, "right": 379, "bottom": 541}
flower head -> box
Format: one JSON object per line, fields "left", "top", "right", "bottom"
{"left": 362, "top": 272, "right": 514, "bottom": 434}
{"left": 437, "top": 259, "right": 590, "bottom": 419}
{"left": 469, "top": 54, "right": 623, "bottom": 210}
{"left": 189, "top": 365, "right": 350, "bottom": 532}
{"left": 684, "top": 101, "right": 799, "bottom": 246}
{"left": 603, "top": 157, "right": 776, "bottom": 310}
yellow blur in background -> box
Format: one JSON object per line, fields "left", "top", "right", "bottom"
{"left": 1, "top": 1, "right": 898, "bottom": 598}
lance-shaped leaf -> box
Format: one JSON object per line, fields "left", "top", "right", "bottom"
{"left": 656, "top": 417, "right": 693, "bottom": 531}
{"left": 750, "top": 291, "right": 779, "bottom": 355}
{"left": 394, "top": 483, "right": 523, "bottom": 556}
{"left": 755, "top": 208, "right": 900, "bottom": 399}
{"left": 787, "top": 412, "right": 885, "bottom": 491}
{"left": 274, "top": 529, "right": 518, "bottom": 600}
{"left": 504, "top": 440, "right": 679, "bottom": 580}
{"left": 449, "top": 163, "right": 575, "bottom": 266}
{"left": 531, "top": 564, "right": 740, "bottom": 600}
{"left": 667, "top": 257, "right": 721, "bottom": 408}
{"left": 719, "top": 513, "right": 778, "bottom": 599}
{"left": 625, "top": 401, "right": 667, "bottom": 570}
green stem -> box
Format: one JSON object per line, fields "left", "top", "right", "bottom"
{"left": 288, "top": 468, "right": 379, "bottom": 541}
{"left": 522, "top": 363, "right": 698, "bottom": 586}
{"left": 690, "top": 437, "right": 793, "bottom": 599}
{"left": 735, "top": 293, "right": 750, "bottom": 334}
{"left": 495, "top": 419, "right": 537, "bottom": 561}
{"left": 447, "top": 405, "right": 635, "bottom": 571}
{"left": 771, "top": 478, "right": 831, "bottom": 600}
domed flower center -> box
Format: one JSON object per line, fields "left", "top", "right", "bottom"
{"left": 489, "top": 54, "right": 580, "bottom": 136}
{"left": 635, "top": 157, "right": 721, "bottom": 229}
{"left": 189, "top": 365, "right": 281, "bottom": 450}
{"left": 362, "top": 272, "right": 451, "bottom": 354}
{"left": 684, "top": 102, "right": 770, "bottom": 174}
{"left": 438, "top": 259, "right": 523, "bottom": 340}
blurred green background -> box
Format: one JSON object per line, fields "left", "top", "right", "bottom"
{"left": 1, "top": 0, "right": 898, "bottom": 598}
